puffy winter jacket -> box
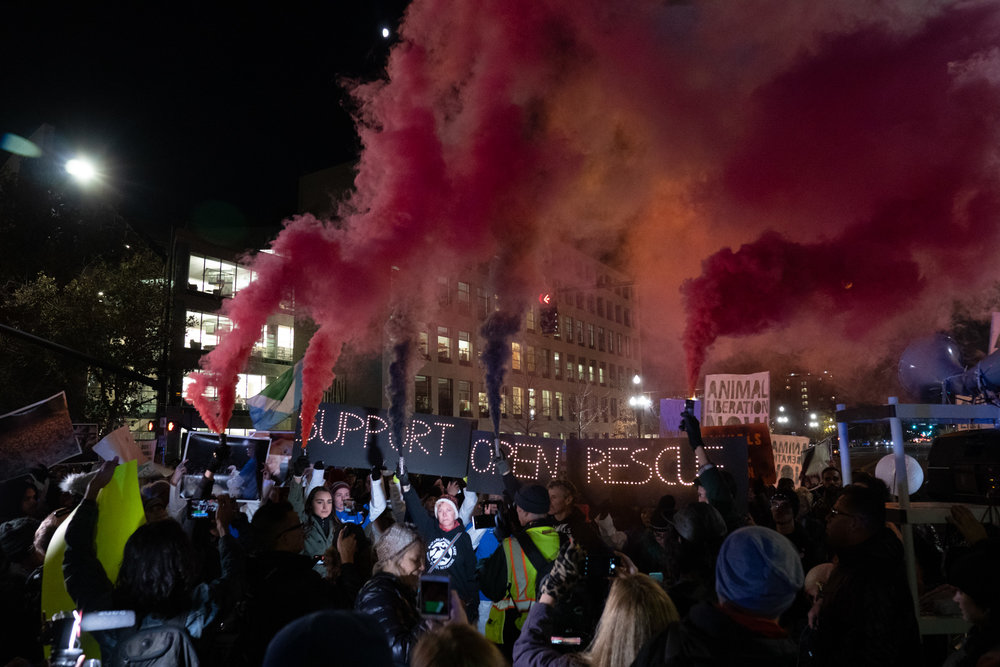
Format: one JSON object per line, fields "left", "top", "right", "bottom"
{"left": 355, "top": 571, "right": 432, "bottom": 667}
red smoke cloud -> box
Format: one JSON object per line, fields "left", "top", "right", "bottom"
{"left": 188, "top": 0, "right": 1000, "bottom": 430}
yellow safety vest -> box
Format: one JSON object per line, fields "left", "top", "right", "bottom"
{"left": 485, "top": 526, "right": 561, "bottom": 644}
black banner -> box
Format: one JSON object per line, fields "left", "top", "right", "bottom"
{"left": 466, "top": 431, "right": 564, "bottom": 494}
{"left": 300, "top": 403, "right": 472, "bottom": 479}
{"left": 564, "top": 435, "right": 748, "bottom": 507}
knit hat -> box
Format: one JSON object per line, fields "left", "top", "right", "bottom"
{"left": 375, "top": 523, "right": 422, "bottom": 565}
{"left": 514, "top": 484, "right": 550, "bottom": 514}
{"left": 0, "top": 517, "right": 41, "bottom": 562}
{"left": 673, "top": 503, "right": 727, "bottom": 543}
{"left": 262, "top": 609, "right": 392, "bottom": 667}
{"left": 330, "top": 481, "right": 350, "bottom": 495}
{"left": 716, "top": 526, "right": 804, "bottom": 618}
{"left": 434, "top": 495, "right": 459, "bottom": 521}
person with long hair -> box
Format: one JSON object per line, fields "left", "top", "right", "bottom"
{"left": 63, "top": 459, "right": 244, "bottom": 664}
{"left": 355, "top": 524, "right": 434, "bottom": 665}
{"left": 514, "top": 543, "right": 680, "bottom": 666}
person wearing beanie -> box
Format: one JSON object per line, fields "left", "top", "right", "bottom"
{"left": 943, "top": 539, "right": 1000, "bottom": 667}
{"left": 263, "top": 609, "right": 393, "bottom": 667}
{"left": 633, "top": 525, "right": 804, "bottom": 667}
{"left": 356, "top": 523, "right": 436, "bottom": 666}
{"left": 479, "top": 482, "right": 563, "bottom": 660}
{"left": 398, "top": 468, "right": 478, "bottom": 625}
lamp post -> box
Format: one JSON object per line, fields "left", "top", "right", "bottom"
{"left": 629, "top": 374, "right": 652, "bottom": 438}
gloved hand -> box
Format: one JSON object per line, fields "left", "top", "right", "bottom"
{"left": 539, "top": 542, "right": 584, "bottom": 601}
{"left": 680, "top": 411, "right": 704, "bottom": 451}
{"left": 396, "top": 456, "right": 410, "bottom": 487}
{"left": 292, "top": 454, "right": 310, "bottom": 477}
{"left": 494, "top": 458, "right": 511, "bottom": 477}
{"left": 367, "top": 444, "right": 385, "bottom": 480}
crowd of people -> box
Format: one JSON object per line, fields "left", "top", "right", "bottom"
{"left": 0, "top": 412, "right": 998, "bottom": 666}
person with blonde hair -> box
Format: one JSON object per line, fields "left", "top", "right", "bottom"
{"left": 410, "top": 623, "right": 506, "bottom": 667}
{"left": 514, "top": 543, "right": 680, "bottom": 666}
{"left": 356, "top": 523, "right": 433, "bottom": 666}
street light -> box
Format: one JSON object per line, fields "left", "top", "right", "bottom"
{"left": 65, "top": 157, "right": 98, "bottom": 184}
{"left": 630, "top": 374, "right": 652, "bottom": 437}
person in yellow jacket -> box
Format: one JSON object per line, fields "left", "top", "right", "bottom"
{"left": 479, "top": 484, "right": 562, "bottom": 660}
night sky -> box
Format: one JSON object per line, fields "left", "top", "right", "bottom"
{"left": 0, "top": 2, "right": 410, "bottom": 230}
{"left": 8, "top": 2, "right": 1000, "bottom": 407}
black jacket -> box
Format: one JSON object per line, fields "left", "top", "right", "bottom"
{"left": 63, "top": 499, "right": 243, "bottom": 664}
{"left": 631, "top": 601, "right": 799, "bottom": 667}
{"left": 355, "top": 571, "right": 432, "bottom": 667}
{"left": 807, "top": 527, "right": 920, "bottom": 667}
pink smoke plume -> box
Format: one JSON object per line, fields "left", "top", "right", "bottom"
{"left": 187, "top": 0, "right": 1000, "bottom": 431}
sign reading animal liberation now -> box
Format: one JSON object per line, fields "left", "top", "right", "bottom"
{"left": 702, "top": 372, "right": 770, "bottom": 426}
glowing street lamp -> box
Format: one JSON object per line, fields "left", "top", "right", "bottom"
{"left": 630, "top": 374, "right": 652, "bottom": 437}
{"left": 65, "top": 157, "right": 98, "bottom": 184}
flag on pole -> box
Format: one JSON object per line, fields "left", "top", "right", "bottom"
{"left": 248, "top": 361, "right": 303, "bottom": 431}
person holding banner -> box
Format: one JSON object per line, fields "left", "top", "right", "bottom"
{"left": 397, "top": 459, "right": 478, "bottom": 624}
{"left": 681, "top": 408, "right": 745, "bottom": 533}
{"left": 62, "top": 459, "right": 245, "bottom": 665}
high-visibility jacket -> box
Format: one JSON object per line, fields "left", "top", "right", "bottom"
{"left": 484, "top": 525, "right": 561, "bottom": 644}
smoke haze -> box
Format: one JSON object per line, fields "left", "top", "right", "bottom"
{"left": 187, "top": 0, "right": 1000, "bottom": 430}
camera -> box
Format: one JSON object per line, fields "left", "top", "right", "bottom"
{"left": 187, "top": 498, "right": 218, "bottom": 520}
{"left": 417, "top": 575, "right": 451, "bottom": 619}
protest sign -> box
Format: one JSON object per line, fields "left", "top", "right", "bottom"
{"left": 180, "top": 432, "right": 270, "bottom": 500}
{"left": 93, "top": 425, "right": 149, "bottom": 464}
{"left": 42, "top": 460, "right": 145, "bottom": 661}
{"left": 564, "top": 435, "right": 748, "bottom": 507}
{"left": 466, "top": 431, "right": 563, "bottom": 494}
{"left": 702, "top": 372, "right": 770, "bottom": 426}
{"left": 0, "top": 392, "right": 80, "bottom": 482}
{"left": 703, "top": 423, "right": 776, "bottom": 485}
{"left": 301, "top": 403, "right": 472, "bottom": 479}
{"left": 252, "top": 430, "right": 296, "bottom": 484}
{"left": 771, "top": 433, "right": 809, "bottom": 484}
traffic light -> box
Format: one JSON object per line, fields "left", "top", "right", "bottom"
{"left": 540, "top": 304, "right": 559, "bottom": 335}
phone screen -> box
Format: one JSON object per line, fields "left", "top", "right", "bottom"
{"left": 188, "top": 499, "right": 218, "bottom": 519}
{"left": 551, "top": 636, "right": 582, "bottom": 645}
{"left": 418, "top": 575, "right": 451, "bottom": 619}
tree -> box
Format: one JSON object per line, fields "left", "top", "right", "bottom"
{"left": 0, "top": 160, "right": 171, "bottom": 432}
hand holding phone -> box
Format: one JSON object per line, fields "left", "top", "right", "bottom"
{"left": 417, "top": 575, "right": 452, "bottom": 619}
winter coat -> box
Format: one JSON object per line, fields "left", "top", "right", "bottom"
{"left": 355, "top": 571, "right": 432, "bottom": 667}
{"left": 63, "top": 499, "right": 243, "bottom": 664}
{"left": 512, "top": 602, "right": 587, "bottom": 667}
{"left": 807, "top": 526, "right": 920, "bottom": 667}
{"left": 631, "top": 601, "right": 798, "bottom": 667}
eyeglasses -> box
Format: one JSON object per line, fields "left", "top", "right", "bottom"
{"left": 827, "top": 507, "right": 858, "bottom": 519}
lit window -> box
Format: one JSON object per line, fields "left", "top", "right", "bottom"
{"left": 437, "top": 327, "right": 451, "bottom": 362}
{"left": 511, "top": 342, "right": 522, "bottom": 371}
{"left": 458, "top": 331, "right": 471, "bottom": 364}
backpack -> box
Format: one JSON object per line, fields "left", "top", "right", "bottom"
{"left": 113, "top": 621, "right": 199, "bottom": 667}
